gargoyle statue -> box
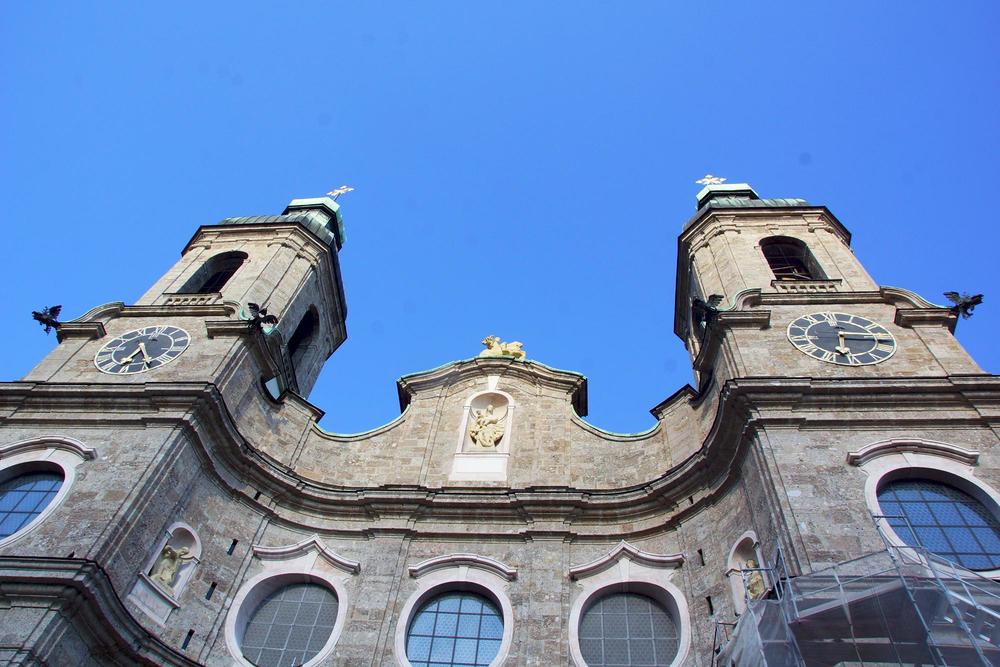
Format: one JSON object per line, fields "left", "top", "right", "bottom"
{"left": 691, "top": 295, "right": 724, "bottom": 334}
{"left": 31, "top": 305, "right": 62, "bottom": 334}
{"left": 246, "top": 302, "right": 279, "bottom": 331}
{"left": 943, "top": 292, "right": 983, "bottom": 319}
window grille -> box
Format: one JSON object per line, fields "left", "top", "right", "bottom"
{"left": 578, "top": 592, "right": 679, "bottom": 667}
{"left": 406, "top": 591, "right": 503, "bottom": 667}
{"left": 0, "top": 471, "right": 62, "bottom": 540}
{"left": 240, "top": 582, "right": 339, "bottom": 667}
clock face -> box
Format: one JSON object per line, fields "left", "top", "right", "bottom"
{"left": 94, "top": 325, "right": 190, "bottom": 374}
{"left": 787, "top": 312, "right": 896, "bottom": 366}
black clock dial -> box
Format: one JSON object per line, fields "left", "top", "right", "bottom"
{"left": 94, "top": 325, "right": 190, "bottom": 374}
{"left": 787, "top": 312, "right": 896, "bottom": 366}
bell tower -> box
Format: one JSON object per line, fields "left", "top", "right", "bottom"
{"left": 136, "top": 196, "right": 348, "bottom": 396}
{"left": 673, "top": 182, "right": 980, "bottom": 383}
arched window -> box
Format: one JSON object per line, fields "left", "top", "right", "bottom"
{"left": 179, "top": 251, "right": 248, "bottom": 294}
{"left": 240, "top": 581, "right": 339, "bottom": 667}
{"left": 878, "top": 479, "right": 1000, "bottom": 570}
{"left": 288, "top": 307, "right": 319, "bottom": 370}
{"left": 760, "top": 236, "right": 825, "bottom": 281}
{"left": 578, "top": 591, "right": 680, "bottom": 667}
{"left": 0, "top": 470, "right": 63, "bottom": 540}
{"left": 406, "top": 591, "right": 503, "bottom": 667}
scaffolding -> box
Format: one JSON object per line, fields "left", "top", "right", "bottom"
{"left": 716, "top": 516, "right": 1000, "bottom": 666}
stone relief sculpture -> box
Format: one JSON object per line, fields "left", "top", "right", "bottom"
{"left": 479, "top": 336, "right": 526, "bottom": 361}
{"left": 149, "top": 545, "right": 195, "bottom": 592}
{"left": 468, "top": 404, "right": 506, "bottom": 448}
{"left": 744, "top": 559, "right": 767, "bottom": 600}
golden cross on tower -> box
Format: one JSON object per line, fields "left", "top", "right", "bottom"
{"left": 326, "top": 185, "right": 355, "bottom": 200}
{"left": 695, "top": 174, "right": 727, "bottom": 186}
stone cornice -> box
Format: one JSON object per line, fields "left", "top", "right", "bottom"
{"left": 252, "top": 535, "right": 361, "bottom": 574}
{"left": 397, "top": 357, "right": 588, "bottom": 416}
{"left": 0, "top": 556, "right": 199, "bottom": 665}
{"left": 1, "top": 376, "right": 998, "bottom": 539}
{"left": 0, "top": 434, "right": 97, "bottom": 461}
{"left": 847, "top": 438, "right": 980, "bottom": 467}
{"left": 408, "top": 553, "right": 517, "bottom": 581}
{"left": 569, "top": 541, "right": 684, "bottom": 580}
{"left": 56, "top": 321, "right": 107, "bottom": 342}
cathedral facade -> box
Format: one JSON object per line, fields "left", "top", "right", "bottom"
{"left": 2, "top": 183, "right": 999, "bottom": 666}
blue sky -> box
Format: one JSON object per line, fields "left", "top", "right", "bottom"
{"left": 2, "top": 3, "right": 998, "bottom": 433}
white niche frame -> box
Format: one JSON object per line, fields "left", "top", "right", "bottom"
{"left": 449, "top": 386, "right": 517, "bottom": 483}
{"left": 224, "top": 535, "right": 360, "bottom": 667}
{"left": 567, "top": 541, "right": 690, "bottom": 667}
{"left": 127, "top": 521, "right": 203, "bottom": 625}
{"left": 0, "top": 435, "right": 96, "bottom": 550}
{"left": 848, "top": 437, "right": 1000, "bottom": 577}
{"left": 725, "top": 530, "right": 768, "bottom": 615}
{"left": 394, "top": 553, "right": 517, "bottom": 667}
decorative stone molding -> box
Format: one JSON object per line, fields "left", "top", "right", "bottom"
{"left": 0, "top": 435, "right": 96, "bottom": 461}
{"left": 160, "top": 292, "right": 222, "bottom": 306}
{"left": 894, "top": 307, "right": 957, "bottom": 331}
{"left": 569, "top": 541, "right": 684, "bottom": 580}
{"left": 55, "top": 321, "right": 107, "bottom": 342}
{"left": 252, "top": 535, "right": 361, "bottom": 574}
{"left": 0, "top": 557, "right": 199, "bottom": 665}
{"left": 770, "top": 279, "right": 841, "bottom": 293}
{"left": 408, "top": 553, "right": 517, "bottom": 581}
{"left": 847, "top": 438, "right": 980, "bottom": 467}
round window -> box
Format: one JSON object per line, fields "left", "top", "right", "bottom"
{"left": 878, "top": 478, "right": 1000, "bottom": 570}
{"left": 239, "top": 582, "right": 339, "bottom": 667}
{"left": 578, "top": 591, "right": 679, "bottom": 667}
{"left": 406, "top": 591, "right": 503, "bottom": 667}
{"left": 0, "top": 470, "right": 64, "bottom": 541}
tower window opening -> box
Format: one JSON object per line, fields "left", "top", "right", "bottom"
{"left": 288, "top": 307, "right": 319, "bottom": 371}
{"left": 760, "top": 236, "right": 825, "bottom": 281}
{"left": 178, "top": 251, "right": 248, "bottom": 294}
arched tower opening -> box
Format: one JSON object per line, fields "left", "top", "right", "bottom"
{"left": 179, "top": 251, "right": 248, "bottom": 294}
{"left": 760, "top": 236, "right": 825, "bottom": 281}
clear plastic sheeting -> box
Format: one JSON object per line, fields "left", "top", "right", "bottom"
{"left": 716, "top": 543, "right": 1000, "bottom": 666}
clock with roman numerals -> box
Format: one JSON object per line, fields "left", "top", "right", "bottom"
{"left": 787, "top": 312, "right": 896, "bottom": 366}
{"left": 94, "top": 325, "right": 190, "bottom": 374}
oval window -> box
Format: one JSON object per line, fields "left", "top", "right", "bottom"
{"left": 0, "top": 470, "right": 64, "bottom": 540}
{"left": 239, "top": 582, "right": 339, "bottom": 666}
{"left": 406, "top": 591, "right": 503, "bottom": 667}
{"left": 578, "top": 591, "right": 679, "bottom": 667}
{"left": 878, "top": 478, "right": 1000, "bottom": 570}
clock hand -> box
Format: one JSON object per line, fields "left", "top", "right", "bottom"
{"left": 835, "top": 331, "right": 850, "bottom": 355}
{"left": 137, "top": 342, "right": 153, "bottom": 363}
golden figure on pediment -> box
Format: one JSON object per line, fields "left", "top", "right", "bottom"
{"left": 479, "top": 336, "right": 525, "bottom": 361}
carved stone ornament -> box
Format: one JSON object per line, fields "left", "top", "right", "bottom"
{"left": 468, "top": 403, "right": 506, "bottom": 448}
{"left": 479, "top": 336, "right": 525, "bottom": 361}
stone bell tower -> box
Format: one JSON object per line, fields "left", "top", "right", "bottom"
{"left": 672, "top": 181, "right": 979, "bottom": 385}
{"left": 135, "top": 196, "right": 348, "bottom": 396}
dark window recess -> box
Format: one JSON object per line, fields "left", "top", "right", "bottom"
{"left": 706, "top": 596, "right": 715, "bottom": 615}
{"left": 760, "top": 236, "right": 826, "bottom": 280}
{"left": 178, "top": 251, "right": 248, "bottom": 294}
{"left": 288, "top": 308, "right": 319, "bottom": 371}
{"left": 182, "top": 629, "right": 194, "bottom": 650}
{"left": 697, "top": 549, "right": 705, "bottom": 566}
{"left": 253, "top": 490, "right": 262, "bottom": 501}
{"left": 227, "top": 539, "right": 239, "bottom": 555}
{"left": 67, "top": 552, "right": 75, "bottom": 558}
{"left": 206, "top": 582, "right": 217, "bottom": 600}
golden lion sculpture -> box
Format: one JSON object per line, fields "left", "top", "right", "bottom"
{"left": 479, "top": 336, "right": 526, "bottom": 361}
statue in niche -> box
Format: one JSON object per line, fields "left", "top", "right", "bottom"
{"left": 479, "top": 336, "right": 526, "bottom": 361}
{"left": 469, "top": 403, "right": 506, "bottom": 448}
{"left": 744, "top": 559, "right": 767, "bottom": 600}
{"left": 149, "top": 544, "right": 195, "bottom": 592}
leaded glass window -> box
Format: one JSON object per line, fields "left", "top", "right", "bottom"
{"left": 240, "top": 582, "right": 339, "bottom": 667}
{"left": 879, "top": 479, "right": 1000, "bottom": 570}
{"left": 406, "top": 591, "right": 503, "bottom": 667}
{"left": 0, "top": 471, "right": 63, "bottom": 540}
{"left": 579, "top": 592, "right": 679, "bottom": 667}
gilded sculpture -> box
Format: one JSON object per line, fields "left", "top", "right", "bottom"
{"left": 149, "top": 545, "right": 195, "bottom": 592}
{"left": 469, "top": 403, "right": 506, "bottom": 448}
{"left": 479, "top": 336, "right": 525, "bottom": 361}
